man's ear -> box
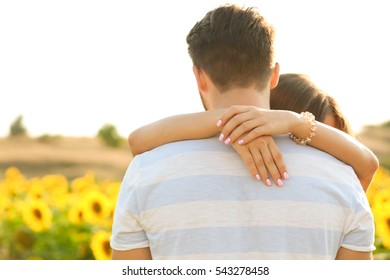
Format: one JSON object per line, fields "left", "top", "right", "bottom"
{"left": 270, "top": 62, "right": 280, "bottom": 90}
{"left": 193, "top": 65, "right": 212, "bottom": 111}
{"left": 193, "top": 65, "right": 208, "bottom": 93}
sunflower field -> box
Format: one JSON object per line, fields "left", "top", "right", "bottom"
{"left": 0, "top": 167, "right": 118, "bottom": 260}
{"left": 1, "top": 166, "right": 390, "bottom": 259}
{"left": 366, "top": 167, "right": 390, "bottom": 259}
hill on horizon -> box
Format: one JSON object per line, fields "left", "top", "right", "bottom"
{"left": 358, "top": 122, "right": 390, "bottom": 170}
{"left": 0, "top": 136, "right": 132, "bottom": 181}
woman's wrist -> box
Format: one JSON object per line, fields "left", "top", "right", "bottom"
{"left": 290, "top": 112, "right": 317, "bottom": 144}
{"left": 288, "top": 112, "right": 304, "bottom": 135}
{"left": 290, "top": 112, "right": 313, "bottom": 138}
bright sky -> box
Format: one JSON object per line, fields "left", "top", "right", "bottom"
{"left": 1, "top": 0, "right": 389, "bottom": 137}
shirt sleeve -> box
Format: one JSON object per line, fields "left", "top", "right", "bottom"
{"left": 341, "top": 192, "right": 376, "bottom": 252}
{"left": 110, "top": 158, "right": 149, "bottom": 251}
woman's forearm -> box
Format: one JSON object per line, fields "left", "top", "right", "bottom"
{"left": 292, "top": 118, "right": 379, "bottom": 191}
{"left": 128, "top": 110, "right": 224, "bottom": 156}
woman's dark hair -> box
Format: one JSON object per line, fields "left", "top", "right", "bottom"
{"left": 271, "top": 73, "right": 353, "bottom": 135}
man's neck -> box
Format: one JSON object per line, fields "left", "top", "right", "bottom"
{"left": 209, "top": 87, "right": 270, "bottom": 110}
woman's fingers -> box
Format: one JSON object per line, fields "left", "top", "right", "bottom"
{"left": 217, "top": 106, "right": 259, "bottom": 142}
{"left": 248, "top": 146, "right": 272, "bottom": 186}
{"left": 219, "top": 112, "right": 255, "bottom": 143}
{"left": 238, "top": 126, "right": 268, "bottom": 145}
{"left": 268, "top": 139, "right": 288, "bottom": 180}
{"left": 231, "top": 143, "right": 262, "bottom": 182}
{"left": 225, "top": 119, "right": 264, "bottom": 144}
{"left": 217, "top": 105, "right": 251, "bottom": 128}
{"left": 218, "top": 106, "right": 273, "bottom": 145}
{"left": 232, "top": 136, "right": 288, "bottom": 186}
{"left": 218, "top": 108, "right": 298, "bottom": 146}
{"left": 256, "top": 141, "right": 284, "bottom": 186}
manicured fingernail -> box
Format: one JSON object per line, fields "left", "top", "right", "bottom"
{"left": 219, "top": 133, "right": 224, "bottom": 141}
{"left": 266, "top": 179, "right": 272, "bottom": 186}
{"left": 238, "top": 139, "right": 244, "bottom": 145}
{"left": 283, "top": 172, "right": 289, "bottom": 179}
{"left": 224, "top": 138, "right": 231, "bottom": 145}
{"left": 277, "top": 179, "right": 283, "bottom": 186}
{"left": 256, "top": 174, "right": 261, "bottom": 181}
{"left": 216, "top": 120, "right": 222, "bottom": 127}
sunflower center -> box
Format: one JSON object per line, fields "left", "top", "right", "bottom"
{"left": 103, "top": 240, "right": 111, "bottom": 256}
{"left": 33, "top": 208, "right": 43, "bottom": 220}
{"left": 78, "top": 210, "right": 83, "bottom": 220}
{"left": 92, "top": 201, "right": 102, "bottom": 214}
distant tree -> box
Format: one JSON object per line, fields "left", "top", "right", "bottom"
{"left": 9, "top": 115, "right": 27, "bottom": 137}
{"left": 97, "top": 124, "right": 123, "bottom": 147}
{"left": 382, "top": 120, "right": 390, "bottom": 128}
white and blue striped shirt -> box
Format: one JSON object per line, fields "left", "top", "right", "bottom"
{"left": 111, "top": 135, "right": 375, "bottom": 259}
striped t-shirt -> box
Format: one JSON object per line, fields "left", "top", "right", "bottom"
{"left": 110, "top": 135, "right": 375, "bottom": 259}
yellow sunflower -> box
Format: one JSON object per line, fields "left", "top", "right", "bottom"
{"left": 82, "top": 190, "right": 110, "bottom": 225}
{"left": 367, "top": 167, "right": 390, "bottom": 206}
{"left": 372, "top": 188, "right": 390, "bottom": 249}
{"left": 49, "top": 192, "right": 71, "bottom": 211}
{"left": 4, "top": 167, "right": 27, "bottom": 196}
{"left": 22, "top": 199, "right": 52, "bottom": 232}
{"left": 71, "top": 172, "right": 97, "bottom": 194}
{"left": 100, "top": 181, "right": 121, "bottom": 198}
{"left": 102, "top": 199, "right": 116, "bottom": 228}
{"left": 26, "top": 178, "right": 45, "bottom": 200}
{"left": 90, "top": 230, "right": 112, "bottom": 260}
{"left": 5, "top": 167, "right": 24, "bottom": 181}
{"left": 372, "top": 188, "right": 390, "bottom": 219}
{"left": 376, "top": 210, "right": 390, "bottom": 249}
{"left": 68, "top": 202, "right": 85, "bottom": 225}
{"left": 41, "top": 174, "right": 68, "bottom": 193}
{"left": 41, "top": 174, "right": 70, "bottom": 209}
{"left": 0, "top": 196, "right": 15, "bottom": 220}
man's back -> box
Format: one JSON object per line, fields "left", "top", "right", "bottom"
{"left": 111, "top": 136, "right": 374, "bottom": 259}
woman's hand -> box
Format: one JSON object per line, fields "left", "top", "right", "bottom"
{"left": 217, "top": 105, "right": 299, "bottom": 145}
{"left": 216, "top": 105, "right": 294, "bottom": 186}
{"left": 231, "top": 136, "right": 288, "bottom": 186}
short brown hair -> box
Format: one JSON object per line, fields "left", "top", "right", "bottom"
{"left": 271, "top": 73, "right": 354, "bottom": 135}
{"left": 186, "top": 5, "right": 275, "bottom": 92}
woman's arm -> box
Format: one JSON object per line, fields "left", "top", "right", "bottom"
{"left": 128, "top": 109, "right": 287, "bottom": 185}
{"left": 218, "top": 106, "right": 379, "bottom": 191}
{"left": 294, "top": 121, "right": 379, "bottom": 191}
{"left": 128, "top": 110, "right": 224, "bottom": 156}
